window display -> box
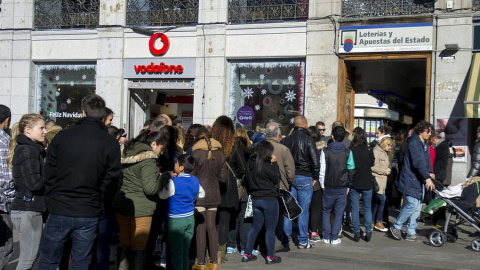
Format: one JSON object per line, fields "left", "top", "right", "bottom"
{"left": 229, "top": 61, "right": 305, "bottom": 134}
{"left": 37, "top": 64, "right": 96, "bottom": 128}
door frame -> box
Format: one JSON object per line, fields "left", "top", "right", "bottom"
{"left": 337, "top": 52, "right": 432, "bottom": 128}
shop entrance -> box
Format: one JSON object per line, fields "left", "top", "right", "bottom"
{"left": 128, "top": 80, "right": 194, "bottom": 137}
{"left": 338, "top": 53, "right": 431, "bottom": 141}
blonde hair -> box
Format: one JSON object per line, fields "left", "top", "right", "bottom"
{"left": 379, "top": 137, "right": 393, "bottom": 151}
{"left": 234, "top": 128, "right": 252, "bottom": 149}
{"left": 7, "top": 114, "right": 44, "bottom": 169}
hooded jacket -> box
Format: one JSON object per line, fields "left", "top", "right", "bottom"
{"left": 45, "top": 117, "right": 121, "bottom": 217}
{"left": 396, "top": 134, "right": 431, "bottom": 200}
{"left": 281, "top": 127, "right": 319, "bottom": 180}
{"left": 114, "top": 142, "right": 161, "bottom": 217}
{"left": 10, "top": 134, "right": 47, "bottom": 212}
{"left": 191, "top": 138, "right": 227, "bottom": 207}
{"left": 319, "top": 141, "right": 355, "bottom": 189}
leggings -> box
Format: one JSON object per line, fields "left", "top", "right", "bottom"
{"left": 309, "top": 189, "right": 323, "bottom": 234}
{"left": 195, "top": 210, "right": 217, "bottom": 264}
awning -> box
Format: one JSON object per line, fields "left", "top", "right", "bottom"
{"left": 465, "top": 53, "right": 480, "bottom": 118}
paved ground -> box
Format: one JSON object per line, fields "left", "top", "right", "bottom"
{"left": 6, "top": 214, "right": 480, "bottom": 270}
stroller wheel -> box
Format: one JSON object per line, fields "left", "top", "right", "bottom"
{"left": 472, "top": 239, "right": 480, "bottom": 252}
{"left": 429, "top": 229, "right": 446, "bottom": 247}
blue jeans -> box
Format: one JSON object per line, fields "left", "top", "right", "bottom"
{"left": 322, "top": 188, "right": 348, "bottom": 241}
{"left": 393, "top": 195, "right": 422, "bottom": 236}
{"left": 245, "top": 199, "right": 278, "bottom": 257}
{"left": 283, "top": 175, "right": 313, "bottom": 245}
{"left": 11, "top": 210, "right": 43, "bottom": 270}
{"left": 372, "top": 193, "right": 386, "bottom": 223}
{"left": 39, "top": 214, "right": 99, "bottom": 270}
{"left": 349, "top": 189, "right": 373, "bottom": 234}
{"left": 95, "top": 210, "right": 117, "bottom": 270}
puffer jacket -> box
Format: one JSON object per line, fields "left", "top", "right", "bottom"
{"left": 396, "top": 134, "right": 431, "bottom": 200}
{"left": 114, "top": 142, "right": 161, "bottom": 217}
{"left": 281, "top": 127, "right": 319, "bottom": 180}
{"left": 10, "top": 134, "right": 47, "bottom": 213}
{"left": 192, "top": 138, "right": 227, "bottom": 207}
{"left": 371, "top": 144, "right": 390, "bottom": 194}
{"left": 467, "top": 140, "right": 480, "bottom": 178}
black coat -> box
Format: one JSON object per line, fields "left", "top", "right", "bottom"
{"left": 219, "top": 141, "right": 246, "bottom": 208}
{"left": 246, "top": 157, "right": 280, "bottom": 200}
{"left": 434, "top": 140, "right": 450, "bottom": 182}
{"left": 350, "top": 145, "right": 374, "bottom": 190}
{"left": 282, "top": 127, "right": 319, "bottom": 180}
{"left": 45, "top": 117, "right": 121, "bottom": 217}
{"left": 10, "top": 134, "right": 47, "bottom": 212}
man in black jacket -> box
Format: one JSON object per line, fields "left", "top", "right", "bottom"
{"left": 39, "top": 94, "right": 121, "bottom": 270}
{"left": 282, "top": 116, "right": 319, "bottom": 249}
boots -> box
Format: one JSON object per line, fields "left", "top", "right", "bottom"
{"left": 116, "top": 246, "right": 130, "bottom": 270}
{"left": 132, "top": 250, "right": 145, "bottom": 270}
{"left": 192, "top": 260, "right": 209, "bottom": 270}
{"left": 217, "top": 244, "right": 228, "bottom": 263}
{"left": 206, "top": 261, "right": 219, "bottom": 270}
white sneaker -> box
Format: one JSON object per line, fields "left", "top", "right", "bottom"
{"left": 330, "top": 239, "right": 341, "bottom": 245}
{"left": 322, "top": 239, "right": 330, "bottom": 244}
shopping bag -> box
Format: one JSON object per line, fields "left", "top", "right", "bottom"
{"left": 278, "top": 188, "right": 302, "bottom": 220}
{"left": 244, "top": 195, "right": 253, "bottom": 218}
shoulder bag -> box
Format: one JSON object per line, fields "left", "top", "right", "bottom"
{"left": 225, "top": 162, "right": 245, "bottom": 200}
{"left": 278, "top": 177, "right": 303, "bottom": 220}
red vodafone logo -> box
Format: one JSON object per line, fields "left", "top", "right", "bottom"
{"left": 149, "top": 33, "right": 170, "bottom": 56}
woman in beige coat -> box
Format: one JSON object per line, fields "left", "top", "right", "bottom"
{"left": 371, "top": 137, "right": 393, "bottom": 232}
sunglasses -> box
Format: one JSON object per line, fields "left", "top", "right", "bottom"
{"left": 422, "top": 129, "right": 432, "bottom": 134}
{"left": 318, "top": 129, "right": 325, "bottom": 132}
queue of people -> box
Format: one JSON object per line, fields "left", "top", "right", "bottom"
{"left": 0, "top": 95, "right": 460, "bottom": 270}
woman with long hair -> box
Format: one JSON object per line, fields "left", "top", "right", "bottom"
{"left": 348, "top": 127, "right": 375, "bottom": 242}
{"left": 113, "top": 131, "right": 168, "bottom": 269}
{"left": 210, "top": 116, "right": 247, "bottom": 262}
{"left": 242, "top": 140, "right": 281, "bottom": 264}
{"left": 371, "top": 137, "right": 393, "bottom": 233}
{"left": 191, "top": 127, "right": 227, "bottom": 270}
{"left": 8, "top": 114, "right": 47, "bottom": 270}
{"left": 184, "top": 124, "right": 205, "bottom": 155}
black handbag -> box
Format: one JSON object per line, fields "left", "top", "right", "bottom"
{"left": 278, "top": 177, "right": 303, "bottom": 220}
{"left": 372, "top": 176, "right": 380, "bottom": 193}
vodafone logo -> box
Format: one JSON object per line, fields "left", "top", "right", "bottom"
{"left": 149, "top": 33, "right": 170, "bottom": 56}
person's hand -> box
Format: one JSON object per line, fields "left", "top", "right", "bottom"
{"left": 430, "top": 173, "right": 435, "bottom": 179}
{"left": 386, "top": 168, "right": 391, "bottom": 175}
{"left": 425, "top": 178, "right": 435, "bottom": 191}
{"left": 169, "top": 171, "right": 178, "bottom": 178}
{"left": 346, "top": 188, "right": 350, "bottom": 195}
{"left": 271, "top": 154, "right": 277, "bottom": 163}
{"left": 312, "top": 179, "right": 318, "bottom": 186}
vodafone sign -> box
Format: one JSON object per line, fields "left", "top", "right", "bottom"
{"left": 149, "top": 33, "right": 170, "bottom": 56}
{"left": 124, "top": 58, "right": 195, "bottom": 79}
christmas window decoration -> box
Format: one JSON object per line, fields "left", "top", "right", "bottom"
{"left": 36, "top": 64, "right": 96, "bottom": 128}
{"left": 229, "top": 61, "right": 305, "bottom": 133}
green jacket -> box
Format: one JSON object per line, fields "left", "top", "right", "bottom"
{"left": 114, "top": 142, "right": 161, "bottom": 217}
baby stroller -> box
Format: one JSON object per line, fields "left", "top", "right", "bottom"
{"left": 425, "top": 178, "right": 480, "bottom": 251}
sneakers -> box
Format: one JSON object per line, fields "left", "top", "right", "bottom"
{"left": 364, "top": 232, "right": 372, "bottom": 242}
{"left": 322, "top": 239, "right": 330, "bottom": 244}
{"left": 266, "top": 255, "right": 282, "bottom": 264}
{"left": 405, "top": 234, "right": 421, "bottom": 242}
{"left": 353, "top": 232, "right": 362, "bottom": 242}
{"left": 226, "top": 247, "right": 236, "bottom": 254}
{"left": 374, "top": 222, "right": 388, "bottom": 232}
{"left": 310, "top": 233, "right": 322, "bottom": 242}
{"left": 241, "top": 254, "right": 257, "bottom": 262}
{"left": 297, "top": 242, "right": 314, "bottom": 249}
{"left": 389, "top": 227, "right": 402, "bottom": 240}
{"left": 240, "top": 250, "right": 259, "bottom": 256}
{"left": 330, "top": 239, "right": 341, "bottom": 245}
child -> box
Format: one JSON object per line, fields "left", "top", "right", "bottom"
{"left": 159, "top": 154, "right": 205, "bottom": 270}
{"left": 319, "top": 126, "right": 355, "bottom": 245}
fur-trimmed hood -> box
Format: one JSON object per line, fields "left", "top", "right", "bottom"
{"left": 121, "top": 142, "right": 159, "bottom": 165}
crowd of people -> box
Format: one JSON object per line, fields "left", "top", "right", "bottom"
{"left": 0, "top": 94, "right": 464, "bottom": 270}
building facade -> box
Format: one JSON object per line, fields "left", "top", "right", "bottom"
{"left": 0, "top": 0, "right": 478, "bottom": 184}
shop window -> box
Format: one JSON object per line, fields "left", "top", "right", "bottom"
{"left": 229, "top": 61, "right": 305, "bottom": 134}
{"left": 36, "top": 64, "right": 96, "bottom": 128}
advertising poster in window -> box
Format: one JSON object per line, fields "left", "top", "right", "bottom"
{"left": 37, "top": 65, "right": 96, "bottom": 128}
{"left": 229, "top": 61, "right": 305, "bottom": 134}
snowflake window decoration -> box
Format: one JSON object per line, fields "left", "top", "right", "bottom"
{"left": 290, "top": 118, "right": 295, "bottom": 124}
{"left": 287, "top": 75, "right": 294, "bottom": 82}
{"left": 55, "top": 92, "right": 60, "bottom": 97}
{"left": 259, "top": 74, "right": 265, "bottom": 80}
{"left": 55, "top": 75, "right": 60, "bottom": 81}
{"left": 240, "top": 73, "right": 246, "bottom": 79}
{"left": 255, "top": 105, "right": 261, "bottom": 111}
{"left": 82, "top": 74, "right": 87, "bottom": 80}
{"left": 66, "top": 99, "right": 72, "bottom": 104}
{"left": 261, "top": 89, "right": 267, "bottom": 95}
{"left": 70, "top": 81, "right": 75, "bottom": 86}
{"left": 243, "top": 87, "right": 254, "bottom": 99}
{"left": 285, "top": 90, "right": 296, "bottom": 102}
